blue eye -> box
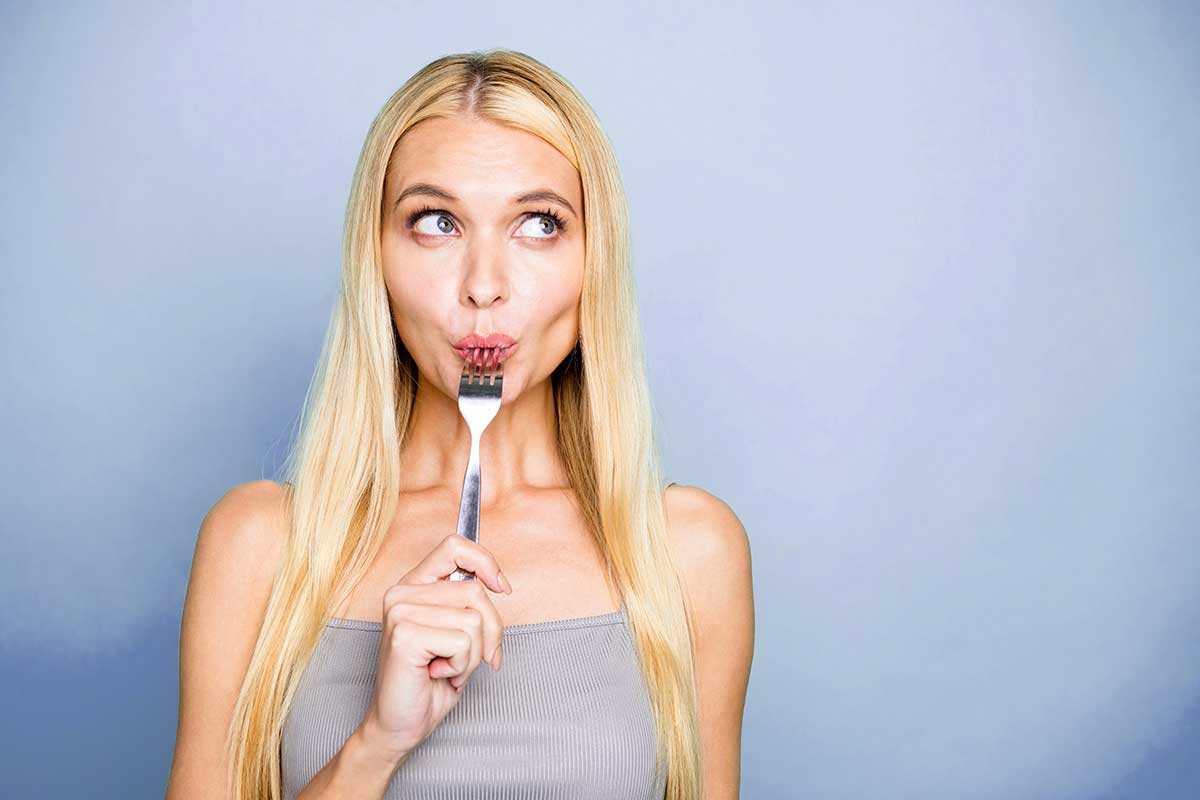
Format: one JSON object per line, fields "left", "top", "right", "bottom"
{"left": 518, "top": 209, "right": 568, "bottom": 238}
{"left": 407, "top": 206, "right": 457, "bottom": 235}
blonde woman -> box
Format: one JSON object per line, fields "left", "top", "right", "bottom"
{"left": 166, "top": 49, "right": 754, "bottom": 800}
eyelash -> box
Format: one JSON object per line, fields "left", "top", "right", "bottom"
{"left": 404, "top": 205, "right": 569, "bottom": 236}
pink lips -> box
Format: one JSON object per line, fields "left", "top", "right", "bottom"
{"left": 453, "top": 333, "right": 517, "bottom": 366}
{"left": 455, "top": 333, "right": 517, "bottom": 349}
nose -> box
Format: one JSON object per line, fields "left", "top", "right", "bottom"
{"left": 459, "top": 248, "right": 508, "bottom": 309}
{"left": 465, "top": 286, "right": 504, "bottom": 308}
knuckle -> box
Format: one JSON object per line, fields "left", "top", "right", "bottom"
{"left": 386, "top": 602, "right": 410, "bottom": 626}
{"left": 383, "top": 583, "right": 408, "bottom": 606}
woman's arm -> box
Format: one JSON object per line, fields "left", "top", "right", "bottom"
{"left": 165, "top": 480, "right": 289, "bottom": 798}
{"left": 664, "top": 484, "right": 756, "bottom": 800}
{"left": 294, "top": 717, "right": 412, "bottom": 798}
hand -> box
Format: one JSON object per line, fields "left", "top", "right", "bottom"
{"left": 358, "top": 533, "right": 513, "bottom": 762}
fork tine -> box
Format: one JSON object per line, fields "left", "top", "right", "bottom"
{"left": 458, "top": 348, "right": 505, "bottom": 390}
{"left": 488, "top": 350, "right": 504, "bottom": 384}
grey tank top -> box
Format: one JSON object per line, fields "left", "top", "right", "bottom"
{"left": 280, "top": 602, "right": 667, "bottom": 799}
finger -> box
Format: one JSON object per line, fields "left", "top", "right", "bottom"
{"left": 389, "top": 618, "right": 472, "bottom": 678}
{"left": 387, "top": 580, "right": 504, "bottom": 670}
{"left": 400, "top": 534, "right": 511, "bottom": 597}
{"left": 386, "top": 602, "right": 485, "bottom": 677}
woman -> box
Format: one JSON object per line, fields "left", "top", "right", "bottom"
{"left": 166, "top": 49, "right": 754, "bottom": 800}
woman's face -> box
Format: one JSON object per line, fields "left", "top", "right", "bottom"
{"left": 381, "top": 115, "right": 585, "bottom": 405}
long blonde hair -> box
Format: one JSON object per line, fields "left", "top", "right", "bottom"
{"left": 223, "top": 48, "right": 703, "bottom": 799}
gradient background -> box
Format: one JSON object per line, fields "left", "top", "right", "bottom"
{"left": 2, "top": 2, "right": 1198, "bottom": 798}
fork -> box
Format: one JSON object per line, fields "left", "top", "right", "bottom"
{"left": 449, "top": 348, "right": 504, "bottom": 582}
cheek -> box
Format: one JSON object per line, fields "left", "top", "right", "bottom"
{"left": 537, "top": 245, "right": 584, "bottom": 306}
{"left": 384, "top": 261, "right": 448, "bottom": 316}
{"left": 381, "top": 229, "right": 447, "bottom": 305}
{"left": 554, "top": 263, "right": 585, "bottom": 314}
{"left": 382, "top": 278, "right": 430, "bottom": 356}
{"left": 527, "top": 281, "right": 583, "bottom": 344}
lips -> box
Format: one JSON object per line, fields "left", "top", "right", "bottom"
{"left": 453, "top": 333, "right": 518, "bottom": 367}
{"left": 455, "top": 333, "right": 517, "bottom": 349}
{"left": 454, "top": 344, "right": 516, "bottom": 366}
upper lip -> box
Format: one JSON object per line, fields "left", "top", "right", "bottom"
{"left": 454, "top": 332, "right": 517, "bottom": 349}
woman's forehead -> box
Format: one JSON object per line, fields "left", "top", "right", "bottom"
{"left": 386, "top": 118, "right": 581, "bottom": 210}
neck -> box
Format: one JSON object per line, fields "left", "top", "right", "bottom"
{"left": 398, "top": 372, "right": 565, "bottom": 508}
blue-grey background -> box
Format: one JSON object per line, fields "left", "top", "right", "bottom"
{"left": 2, "top": 1, "right": 1197, "bottom": 797}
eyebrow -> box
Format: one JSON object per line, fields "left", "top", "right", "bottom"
{"left": 393, "top": 182, "right": 578, "bottom": 218}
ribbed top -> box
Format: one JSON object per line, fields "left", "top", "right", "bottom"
{"left": 280, "top": 602, "right": 667, "bottom": 799}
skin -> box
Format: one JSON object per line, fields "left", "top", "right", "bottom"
{"left": 166, "top": 113, "right": 754, "bottom": 799}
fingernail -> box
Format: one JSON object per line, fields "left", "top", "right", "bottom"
{"left": 499, "top": 572, "right": 513, "bottom": 594}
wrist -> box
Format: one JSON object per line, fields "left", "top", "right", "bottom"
{"left": 352, "top": 714, "right": 413, "bottom": 772}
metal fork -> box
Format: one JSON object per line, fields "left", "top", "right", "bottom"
{"left": 449, "top": 348, "right": 504, "bottom": 581}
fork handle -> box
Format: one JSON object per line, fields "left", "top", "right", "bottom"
{"left": 449, "top": 432, "right": 482, "bottom": 582}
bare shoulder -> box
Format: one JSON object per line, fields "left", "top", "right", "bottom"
{"left": 166, "top": 479, "right": 290, "bottom": 798}
{"left": 195, "top": 479, "right": 290, "bottom": 563}
{"left": 187, "top": 479, "right": 291, "bottom": 613}
{"left": 662, "top": 483, "right": 754, "bottom": 634}
{"left": 663, "top": 484, "right": 753, "bottom": 595}
{"left": 662, "top": 483, "right": 754, "bottom": 795}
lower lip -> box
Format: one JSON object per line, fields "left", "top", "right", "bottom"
{"left": 454, "top": 343, "right": 517, "bottom": 365}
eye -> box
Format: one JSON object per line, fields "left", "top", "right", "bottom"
{"left": 407, "top": 205, "right": 458, "bottom": 236}
{"left": 516, "top": 209, "right": 568, "bottom": 239}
